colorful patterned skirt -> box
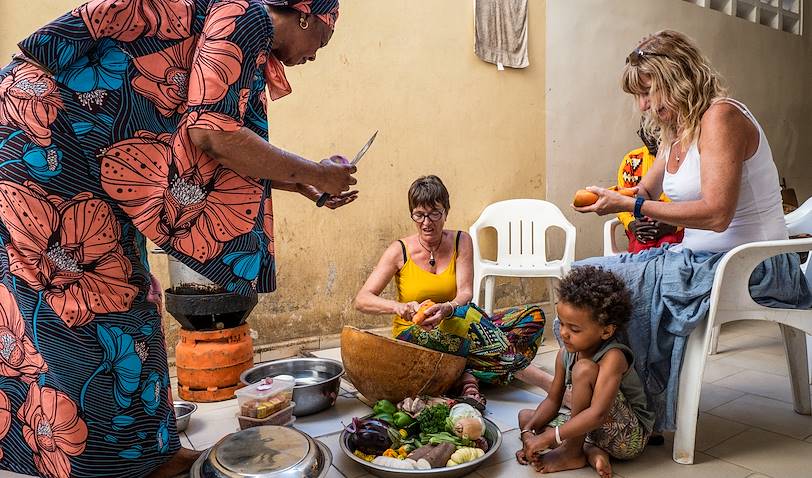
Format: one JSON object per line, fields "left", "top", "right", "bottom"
{"left": 395, "top": 303, "right": 546, "bottom": 385}
{"left": 548, "top": 391, "right": 650, "bottom": 460}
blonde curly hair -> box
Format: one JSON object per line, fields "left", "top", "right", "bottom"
{"left": 621, "top": 30, "right": 727, "bottom": 153}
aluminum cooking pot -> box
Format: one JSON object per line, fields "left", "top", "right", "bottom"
{"left": 190, "top": 426, "right": 331, "bottom": 478}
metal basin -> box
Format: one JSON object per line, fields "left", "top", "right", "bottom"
{"left": 340, "top": 418, "right": 502, "bottom": 478}
{"left": 174, "top": 400, "right": 197, "bottom": 432}
{"left": 240, "top": 358, "right": 344, "bottom": 417}
{"left": 190, "top": 426, "right": 331, "bottom": 478}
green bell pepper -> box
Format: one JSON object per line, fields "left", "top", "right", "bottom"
{"left": 372, "top": 412, "right": 394, "bottom": 424}
{"left": 373, "top": 400, "right": 397, "bottom": 416}
{"left": 392, "top": 411, "right": 415, "bottom": 428}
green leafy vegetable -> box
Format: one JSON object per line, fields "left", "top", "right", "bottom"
{"left": 419, "top": 431, "right": 474, "bottom": 448}
{"left": 416, "top": 403, "right": 451, "bottom": 435}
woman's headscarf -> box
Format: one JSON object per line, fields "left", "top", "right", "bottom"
{"left": 263, "top": 0, "right": 340, "bottom": 29}
{"left": 262, "top": 0, "right": 340, "bottom": 100}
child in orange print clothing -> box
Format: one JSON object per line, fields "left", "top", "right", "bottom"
{"left": 617, "top": 121, "right": 683, "bottom": 253}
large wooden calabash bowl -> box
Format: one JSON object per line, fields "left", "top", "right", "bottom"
{"left": 340, "top": 326, "right": 466, "bottom": 403}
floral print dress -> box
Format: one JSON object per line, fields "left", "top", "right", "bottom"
{"left": 0, "top": 1, "right": 278, "bottom": 476}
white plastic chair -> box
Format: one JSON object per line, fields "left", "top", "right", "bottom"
{"left": 709, "top": 197, "right": 812, "bottom": 356}
{"left": 672, "top": 237, "right": 812, "bottom": 464}
{"left": 785, "top": 197, "right": 812, "bottom": 379}
{"left": 469, "top": 200, "right": 576, "bottom": 315}
{"left": 603, "top": 207, "right": 812, "bottom": 364}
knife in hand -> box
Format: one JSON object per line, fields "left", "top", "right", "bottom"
{"left": 316, "top": 131, "right": 377, "bottom": 207}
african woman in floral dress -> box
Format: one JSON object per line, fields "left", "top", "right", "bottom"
{"left": 0, "top": 1, "right": 355, "bottom": 476}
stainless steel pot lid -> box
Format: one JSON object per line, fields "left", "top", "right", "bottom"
{"left": 210, "top": 426, "right": 315, "bottom": 475}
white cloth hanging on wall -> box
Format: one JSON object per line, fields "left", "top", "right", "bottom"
{"left": 474, "top": 0, "right": 529, "bottom": 69}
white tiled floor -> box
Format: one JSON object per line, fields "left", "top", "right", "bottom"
{"left": 164, "top": 321, "right": 812, "bottom": 477}
{"left": 0, "top": 321, "right": 788, "bottom": 478}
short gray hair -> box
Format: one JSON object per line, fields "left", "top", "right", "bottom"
{"left": 408, "top": 175, "right": 450, "bottom": 213}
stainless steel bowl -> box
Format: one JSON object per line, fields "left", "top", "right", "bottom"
{"left": 240, "top": 358, "right": 344, "bottom": 417}
{"left": 174, "top": 400, "right": 197, "bottom": 432}
{"left": 190, "top": 426, "right": 331, "bottom": 478}
{"left": 340, "top": 418, "right": 503, "bottom": 478}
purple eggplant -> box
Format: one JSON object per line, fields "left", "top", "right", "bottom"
{"left": 345, "top": 417, "right": 395, "bottom": 455}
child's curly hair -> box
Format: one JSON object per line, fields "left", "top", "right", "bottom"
{"left": 557, "top": 266, "right": 632, "bottom": 330}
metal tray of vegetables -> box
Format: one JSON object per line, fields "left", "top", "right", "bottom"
{"left": 339, "top": 398, "right": 502, "bottom": 478}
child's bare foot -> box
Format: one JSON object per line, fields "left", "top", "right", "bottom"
{"left": 534, "top": 441, "right": 587, "bottom": 474}
{"left": 584, "top": 443, "right": 612, "bottom": 478}
{"left": 147, "top": 447, "right": 202, "bottom": 478}
{"left": 516, "top": 449, "right": 529, "bottom": 465}
{"left": 523, "top": 431, "right": 555, "bottom": 457}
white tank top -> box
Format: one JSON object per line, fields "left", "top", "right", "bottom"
{"left": 662, "top": 99, "right": 787, "bottom": 253}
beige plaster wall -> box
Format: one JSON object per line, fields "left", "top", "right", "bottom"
{"left": 0, "top": 1, "right": 548, "bottom": 351}
{"left": 249, "top": 0, "right": 548, "bottom": 345}
{"left": 546, "top": 0, "right": 812, "bottom": 259}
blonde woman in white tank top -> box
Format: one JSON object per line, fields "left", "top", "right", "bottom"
{"left": 660, "top": 98, "right": 786, "bottom": 252}
{"left": 573, "top": 32, "right": 785, "bottom": 252}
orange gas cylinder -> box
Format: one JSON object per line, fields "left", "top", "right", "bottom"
{"left": 176, "top": 324, "right": 253, "bottom": 402}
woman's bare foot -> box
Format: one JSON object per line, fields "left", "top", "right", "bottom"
{"left": 147, "top": 447, "right": 202, "bottom": 478}
{"left": 457, "top": 373, "right": 486, "bottom": 411}
{"left": 584, "top": 443, "right": 612, "bottom": 478}
{"left": 534, "top": 441, "right": 587, "bottom": 474}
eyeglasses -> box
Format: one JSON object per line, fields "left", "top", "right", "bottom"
{"left": 411, "top": 210, "right": 445, "bottom": 223}
{"left": 626, "top": 49, "right": 669, "bottom": 66}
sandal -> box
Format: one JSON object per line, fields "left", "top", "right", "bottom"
{"left": 457, "top": 374, "right": 487, "bottom": 411}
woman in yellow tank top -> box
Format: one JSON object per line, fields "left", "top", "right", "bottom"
{"left": 355, "top": 176, "right": 547, "bottom": 410}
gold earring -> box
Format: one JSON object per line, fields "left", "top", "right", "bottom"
{"left": 299, "top": 16, "right": 309, "bottom": 29}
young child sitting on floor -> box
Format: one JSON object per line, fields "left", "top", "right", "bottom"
{"left": 515, "top": 266, "right": 654, "bottom": 477}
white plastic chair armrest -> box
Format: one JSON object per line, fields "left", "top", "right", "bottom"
{"left": 709, "top": 237, "right": 812, "bottom": 313}
{"left": 562, "top": 225, "right": 576, "bottom": 268}
{"left": 603, "top": 218, "right": 623, "bottom": 256}
{"left": 469, "top": 224, "right": 482, "bottom": 262}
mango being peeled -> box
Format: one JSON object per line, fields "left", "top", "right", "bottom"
{"left": 412, "top": 300, "right": 436, "bottom": 325}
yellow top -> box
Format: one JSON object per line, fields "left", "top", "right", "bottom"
{"left": 616, "top": 145, "right": 674, "bottom": 229}
{"left": 392, "top": 232, "right": 460, "bottom": 337}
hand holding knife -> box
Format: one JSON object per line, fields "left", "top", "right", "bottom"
{"left": 316, "top": 131, "right": 377, "bottom": 207}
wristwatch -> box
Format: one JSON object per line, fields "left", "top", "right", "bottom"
{"left": 633, "top": 196, "right": 646, "bottom": 220}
